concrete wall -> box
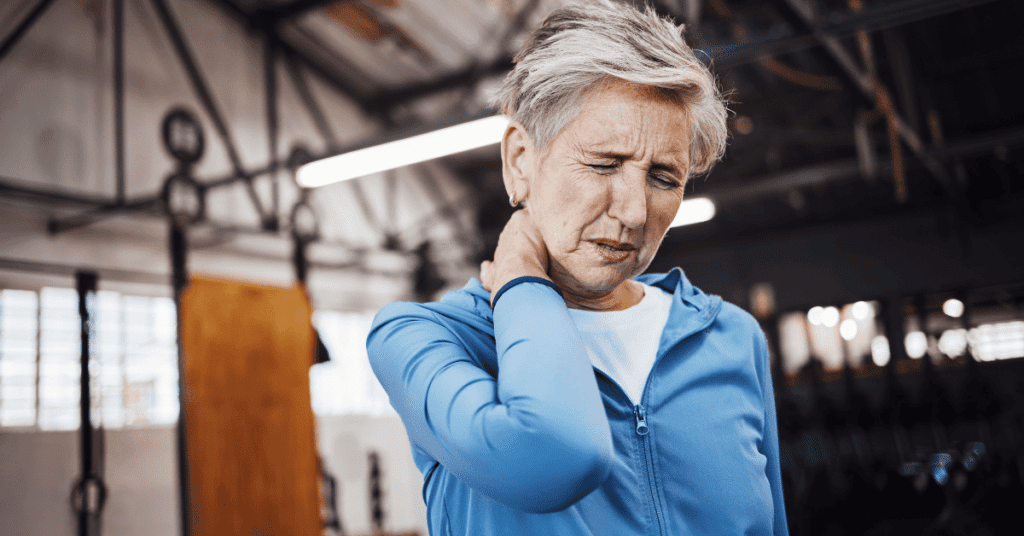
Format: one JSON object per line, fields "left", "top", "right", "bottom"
{"left": 0, "top": 414, "right": 428, "bottom": 536}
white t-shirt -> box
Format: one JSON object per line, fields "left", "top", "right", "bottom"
{"left": 567, "top": 282, "right": 674, "bottom": 406}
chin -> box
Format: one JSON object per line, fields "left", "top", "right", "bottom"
{"left": 571, "top": 266, "right": 638, "bottom": 294}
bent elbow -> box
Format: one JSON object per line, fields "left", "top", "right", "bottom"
{"left": 504, "top": 432, "right": 614, "bottom": 513}
{"left": 530, "top": 448, "right": 612, "bottom": 513}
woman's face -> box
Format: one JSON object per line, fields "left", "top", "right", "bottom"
{"left": 520, "top": 81, "right": 691, "bottom": 298}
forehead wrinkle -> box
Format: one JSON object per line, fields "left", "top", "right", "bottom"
{"left": 576, "top": 106, "right": 647, "bottom": 161}
{"left": 547, "top": 80, "right": 692, "bottom": 175}
{"left": 639, "top": 100, "right": 692, "bottom": 174}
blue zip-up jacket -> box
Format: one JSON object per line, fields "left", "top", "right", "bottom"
{"left": 367, "top": 268, "right": 788, "bottom": 535}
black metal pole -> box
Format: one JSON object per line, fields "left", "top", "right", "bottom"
{"left": 113, "top": 0, "right": 126, "bottom": 205}
{"left": 0, "top": 0, "right": 58, "bottom": 65}
{"left": 293, "top": 234, "right": 308, "bottom": 285}
{"left": 265, "top": 32, "right": 280, "bottom": 229}
{"left": 958, "top": 289, "right": 977, "bottom": 371}
{"left": 913, "top": 294, "right": 935, "bottom": 381}
{"left": 169, "top": 221, "right": 192, "bottom": 536}
{"left": 76, "top": 271, "right": 98, "bottom": 536}
{"left": 879, "top": 296, "right": 908, "bottom": 406}
{"left": 881, "top": 296, "right": 909, "bottom": 364}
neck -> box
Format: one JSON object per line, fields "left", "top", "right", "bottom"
{"left": 560, "top": 278, "right": 644, "bottom": 312}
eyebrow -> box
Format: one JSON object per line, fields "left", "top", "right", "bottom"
{"left": 585, "top": 150, "right": 687, "bottom": 175}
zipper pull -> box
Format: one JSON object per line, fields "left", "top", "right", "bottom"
{"left": 634, "top": 405, "right": 649, "bottom": 436}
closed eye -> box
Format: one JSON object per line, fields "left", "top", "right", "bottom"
{"left": 650, "top": 173, "right": 680, "bottom": 189}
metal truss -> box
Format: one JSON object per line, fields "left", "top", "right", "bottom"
{"left": 766, "top": 0, "right": 987, "bottom": 200}
{"left": 364, "top": 0, "right": 1003, "bottom": 113}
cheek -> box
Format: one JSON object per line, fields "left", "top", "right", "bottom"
{"left": 648, "top": 195, "right": 682, "bottom": 234}
{"left": 543, "top": 190, "right": 606, "bottom": 245}
{"left": 532, "top": 207, "right": 582, "bottom": 255}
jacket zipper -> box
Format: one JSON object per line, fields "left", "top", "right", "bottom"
{"left": 634, "top": 405, "right": 649, "bottom": 436}
{"left": 630, "top": 304, "right": 717, "bottom": 536}
{"left": 593, "top": 295, "right": 716, "bottom": 536}
{"left": 635, "top": 404, "right": 664, "bottom": 536}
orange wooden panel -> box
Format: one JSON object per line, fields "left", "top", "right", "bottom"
{"left": 181, "top": 275, "right": 320, "bottom": 536}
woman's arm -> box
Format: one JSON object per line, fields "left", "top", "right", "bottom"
{"left": 756, "top": 331, "right": 790, "bottom": 536}
{"left": 367, "top": 210, "right": 613, "bottom": 513}
{"left": 368, "top": 283, "right": 612, "bottom": 513}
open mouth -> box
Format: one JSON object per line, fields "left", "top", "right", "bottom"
{"left": 594, "top": 240, "right": 636, "bottom": 252}
{"left": 592, "top": 240, "right": 638, "bottom": 260}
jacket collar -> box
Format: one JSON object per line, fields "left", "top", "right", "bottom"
{"left": 637, "top": 268, "right": 722, "bottom": 353}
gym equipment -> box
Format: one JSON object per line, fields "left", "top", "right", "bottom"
{"left": 179, "top": 276, "right": 320, "bottom": 536}
{"left": 777, "top": 294, "right": 1024, "bottom": 536}
{"left": 159, "top": 107, "right": 334, "bottom": 536}
{"left": 71, "top": 271, "right": 108, "bottom": 536}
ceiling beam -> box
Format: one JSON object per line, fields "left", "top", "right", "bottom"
{"left": 0, "top": 0, "right": 58, "bottom": 66}
{"left": 824, "top": 0, "right": 1001, "bottom": 37}
{"left": 0, "top": 177, "right": 113, "bottom": 207}
{"left": 701, "top": 124, "right": 1024, "bottom": 205}
{"left": 252, "top": 0, "right": 345, "bottom": 24}
{"left": 366, "top": 0, "right": 999, "bottom": 113}
{"left": 204, "top": 0, "right": 371, "bottom": 109}
{"left": 703, "top": 159, "right": 868, "bottom": 203}
{"left": 365, "top": 54, "right": 513, "bottom": 114}
{"left": 277, "top": 39, "right": 371, "bottom": 108}
{"left": 769, "top": 0, "right": 954, "bottom": 196}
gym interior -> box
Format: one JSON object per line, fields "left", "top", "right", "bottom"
{"left": 2, "top": 0, "right": 1023, "bottom": 535}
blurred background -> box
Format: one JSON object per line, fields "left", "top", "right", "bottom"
{"left": 1, "top": 0, "right": 1022, "bottom": 535}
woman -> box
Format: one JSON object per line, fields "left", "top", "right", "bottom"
{"left": 367, "top": 1, "right": 788, "bottom": 534}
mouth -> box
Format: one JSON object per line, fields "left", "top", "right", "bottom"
{"left": 591, "top": 239, "right": 638, "bottom": 260}
{"left": 593, "top": 239, "right": 637, "bottom": 251}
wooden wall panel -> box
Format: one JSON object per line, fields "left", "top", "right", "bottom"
{"left": 181, "top": 276, "right": 320, "bottom": 536}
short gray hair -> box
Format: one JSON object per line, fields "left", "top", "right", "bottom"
{"left": 491, "top": 0, "right": 729, "bottom": 176}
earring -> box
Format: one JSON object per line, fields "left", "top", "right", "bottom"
{"left": 509, "top": 193, "right": 518, "bottom": 207}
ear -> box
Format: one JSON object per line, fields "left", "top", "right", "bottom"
{"left": 500, "top": 120, "right": 534, "bottom": 204}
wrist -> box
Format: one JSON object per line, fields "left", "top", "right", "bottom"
{"left": 491, "top": 276, "right": 563, "bottom": 308}
{"left": 491, "top": 260, "right": 548, "bottom": 288}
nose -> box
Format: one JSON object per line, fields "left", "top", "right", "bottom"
{"left": 607, "top": 168, "right": 647, "bottom": 230}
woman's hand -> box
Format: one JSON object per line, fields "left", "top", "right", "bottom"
{"left": 480, "top": 208, "right": 551, "bottom": 303}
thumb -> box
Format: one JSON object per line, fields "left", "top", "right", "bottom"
{"left": 479, "top": 260, "right": 493, "bottom": 291}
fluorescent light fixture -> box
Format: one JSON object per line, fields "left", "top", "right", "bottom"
{"left": 670, "top": 197, "right": 716, "bottom": 228}
{"left": 297, "top": 115, "right": 510, "bottom": 188}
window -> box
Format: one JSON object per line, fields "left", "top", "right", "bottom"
{"left": 0, "top": 290, "right": 39, "bottom": 427}
{"left": 310, "top": 311, "right": 393, "bottom": 416}
{"left": 0, "top": 287, "right": 178, "bottom": 430}
{"left": 2, "top": 285, "right": 393, "bottom": 429}
{"left": 97, "top": 292, "right": 179, "bottom": 427}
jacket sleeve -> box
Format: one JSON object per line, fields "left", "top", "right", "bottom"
{"left": 756, "top": 331, "right": 790, "bottom": 536}
{"left": 366, "top": 281, "right": 613, "bottom": 513}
